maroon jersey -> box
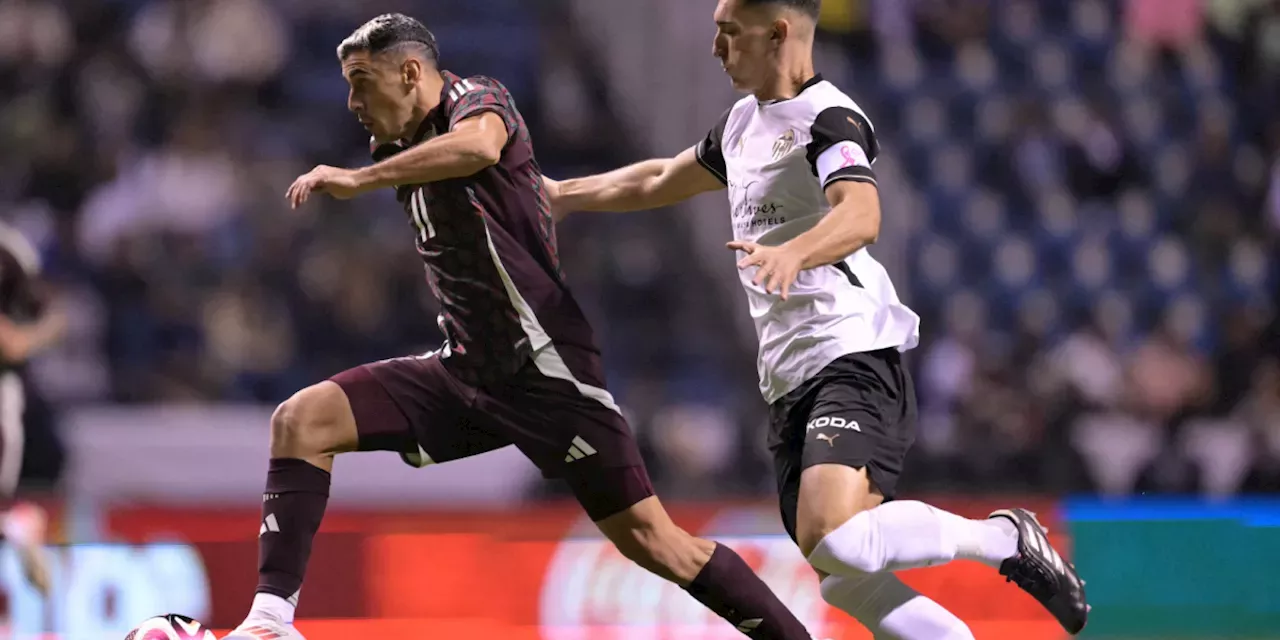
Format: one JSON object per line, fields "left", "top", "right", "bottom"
{"left": 374, "top": 71, "right": 598, "bottom": 385}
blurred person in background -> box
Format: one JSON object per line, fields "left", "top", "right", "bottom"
{"left": 0, "top": 221, "right": 68, "bottom": 596}
{"left": 548, "top": 0, "right": 1087, "bottom": 637}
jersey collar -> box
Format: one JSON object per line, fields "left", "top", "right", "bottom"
{"left": 758, "top": 73, "right": 824, "bottom": 106}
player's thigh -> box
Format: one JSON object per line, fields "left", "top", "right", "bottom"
{"left": 330, "top": 353, "right": 510, "bottom": 465}
{"left": 773, "top": 349, "right": 916, "bottom": 555}
{"left": 476, "top": 347, "right": 654, "bottom": 521}
{"left": 771, "top": 446, "right": 884, "bottom": 558}
{"left": 795, "top": 465, "right": 886, "bottom": 556}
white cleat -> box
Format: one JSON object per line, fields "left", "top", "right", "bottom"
{"left": 222, "top": 619, "right": 306, "bottom": 640}
{"left": 3, "top": 503, "right": 51, "bottom": 596}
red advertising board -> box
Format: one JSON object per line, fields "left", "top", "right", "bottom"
{"left": 3, "top": 500, "right": 1069, "bottom": 638}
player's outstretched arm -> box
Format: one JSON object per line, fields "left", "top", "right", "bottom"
{"left": 784, "top": 180, "right": 881, "bottom": 268}
{"left": 729, "top": 181, "right": 880, "bottom": 300}
{"left": 353, "top": 112, "right": 508, "bottom": 189}
{"left": 548, "top": 146, "right": 724, "bottom": 220}
{"left": 286, "top": 112, "right": 508, "bottom": 207}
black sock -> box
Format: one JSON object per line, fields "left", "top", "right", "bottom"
{"left": 685, "top": 543, "right": 813, "bottom": 639}
{"left": 256, "top": 458, "right": 330, "bottom": 603}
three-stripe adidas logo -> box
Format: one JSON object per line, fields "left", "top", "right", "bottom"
{"left": 448, "top": 78, "right": 479, "bottom": 103}
{"left": 237, "top": 624, "right": 286, "bottom": 640}
{"left": 564, "top": 436, "right": 597, "bottom": 463}
{"left": 1022, "top": 522, "right": 1066, "bottom": 575}
{"left": 259, "top": 513, "right": 280, "bottom": 537}
{"left": 737, "top": 618, "right": 764, "bottom": 633}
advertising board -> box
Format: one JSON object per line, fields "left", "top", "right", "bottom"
{"left": 0, "top": 500, "right": 1065, "bottom": 638}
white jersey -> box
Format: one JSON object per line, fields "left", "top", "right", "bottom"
{"left": 694, "top": 75, "right": 920, "bottom": 403}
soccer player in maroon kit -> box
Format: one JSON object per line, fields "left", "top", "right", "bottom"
{"left": 224, "top": 14, "right": 818, "bottom": 640}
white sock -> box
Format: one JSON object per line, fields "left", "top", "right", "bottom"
{"left": 807, "top": 501, "right": 1018, "bottom": 576}
{"left": 820, "top": 573, "right": 974, "bottom": 640}
{"left": 248, "top": 592, "right": 295, "bottom": 624}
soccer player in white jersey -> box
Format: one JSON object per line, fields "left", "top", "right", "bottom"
{"left": 545, "top": 0, "right": 1089, "bottom": 637}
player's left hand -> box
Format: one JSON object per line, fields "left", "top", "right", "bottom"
{"left": 286, "top": 165, "right": 365, "bottom": 208}
{"left": 727, "top": 240, "right": 805, "bottom": 300}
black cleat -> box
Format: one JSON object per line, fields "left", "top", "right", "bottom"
{"left": 990, "top": 508, "right": 1090, "bottom": 635}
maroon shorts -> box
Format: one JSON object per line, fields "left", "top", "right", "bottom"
{"left": 330, "top": 347, "right": 654, "bottom": 521}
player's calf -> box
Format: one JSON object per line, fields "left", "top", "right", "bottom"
{"left": 820, "top": 572, "right": 974, "bottom": 640}
{"left": 600, "top": 503, "right": 714, "bottom": 584}
{"left": 793, "top": 465, "right": 988, "bottom": 639}
{"left": 247, "top": 382, "right": 361, "bottom": 629}
{"left": 596, "top": 496, "right": 814, "bottom": 640}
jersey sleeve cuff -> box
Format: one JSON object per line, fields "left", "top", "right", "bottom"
{"left": 815, "top": 140, "right": 875, "bottom": 186}
{"left": 451, "top": 106, "right": 516, "bottom": 141}
{"left": 823, "top": 166, "right": 877, "bottom": 190}
{"left": 695, "top": 145, "right": 728, "bottom": 185}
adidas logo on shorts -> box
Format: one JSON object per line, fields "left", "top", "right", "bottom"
{"left": 564, "top": 436, "right": 598, "bottom": 463}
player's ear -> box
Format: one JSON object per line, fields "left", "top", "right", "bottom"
{"left": 401, "top": 57, "right": 422, "bottom": 86}
{"left": 771, "top": 19, "right": 789, "bottom": 46}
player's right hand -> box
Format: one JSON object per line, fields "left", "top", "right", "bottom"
{"left": 287, "top": 165, "right": 364, "bottom": 208}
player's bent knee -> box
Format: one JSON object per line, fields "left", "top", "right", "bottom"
{"left": 798, "top": 509, "right": 885, "bottom": 574}
{"left": 795, "top": 464, "right": 883, "bottom": 558}
{"left": 269, "top": 382, "right": 360, "bottom": 459}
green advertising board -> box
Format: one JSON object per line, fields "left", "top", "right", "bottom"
{"left": 1066, "top": 499, "right": 1280, "bottom": 639}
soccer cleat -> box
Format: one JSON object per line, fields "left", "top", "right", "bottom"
{"left": 990, "top": 508, "right": 1089, "bottom": 635}
{"left": 2, "top": 503, "right": 51, "bottom": 596}
{"left": 222, "top": 619, "right": 306, "bottom": 640}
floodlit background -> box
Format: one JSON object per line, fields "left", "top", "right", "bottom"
{"left": 0, "top": 0, "right": 1277, "bottom": 637}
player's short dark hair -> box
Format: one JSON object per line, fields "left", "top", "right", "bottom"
{"left": 337, "top": 13, "right": 440, "bottom": 63}
{"left": 742, "top": 0, "right": 820, "bottom": 19}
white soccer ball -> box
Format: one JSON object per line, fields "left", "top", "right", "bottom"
{"left": 125, "top": 614, "right": 217, "bottom": 640}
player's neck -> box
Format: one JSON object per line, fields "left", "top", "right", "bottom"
{"left": 401, "top": 71, "right": 446, "bottom": 140}
{"left": 755, "top": 56, "right": 816, "bottom": 102}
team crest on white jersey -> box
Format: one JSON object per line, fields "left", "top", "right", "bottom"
{"left": 772, "top": 129, "right": 796, "bottom": 161}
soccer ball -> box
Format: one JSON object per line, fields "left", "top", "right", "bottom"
{"left": 125, "top": 614, "right": 216, "bottom": 640}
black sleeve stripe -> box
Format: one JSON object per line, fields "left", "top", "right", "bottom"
{"left": 833, "top": 261, "right": 863, "bottom": 288}
{"left": 822, "top": 165, "right": 877, "bottom": 190}
{"left": 805, "top": 106, "right": 878, "bottom": 176}
{"left": 695, "top": 148, "right": 727, "bottom": 184}
{"left": 695, "top": 107, "right": 732, "bottom": 185}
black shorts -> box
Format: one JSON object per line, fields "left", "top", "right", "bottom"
{"left": 768, "top": 348, "right": 917, "bottom": 542}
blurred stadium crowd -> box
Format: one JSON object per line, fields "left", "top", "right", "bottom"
{"left": 1, "top": 0, "right": 1278, "bottom": 498}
